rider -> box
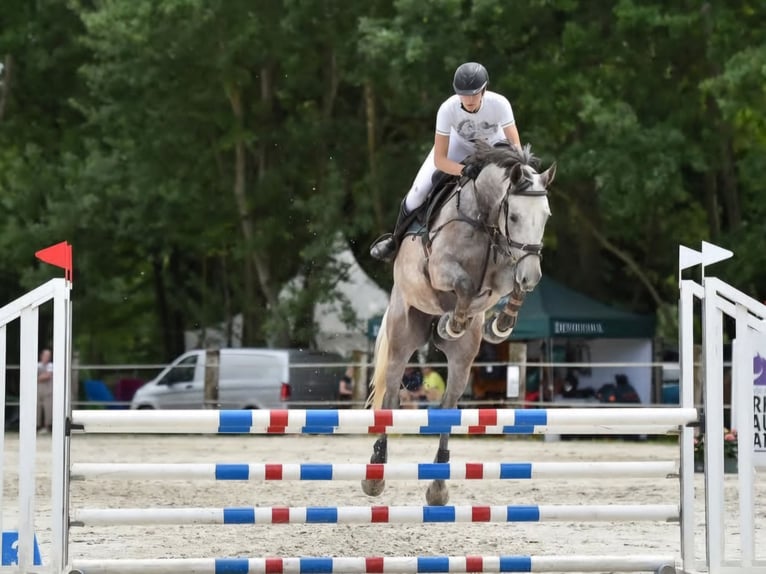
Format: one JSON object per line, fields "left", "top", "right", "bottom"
{"left": 370, "top": 62, "right": 522, "bottom": 261}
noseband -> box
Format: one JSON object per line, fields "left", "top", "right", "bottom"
{"left": 498, "top": 177, "right": 548, "bottom": 263}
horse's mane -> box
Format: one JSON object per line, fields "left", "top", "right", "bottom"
{"left": 467, "top": 141, "right": 540, "bottom": 171}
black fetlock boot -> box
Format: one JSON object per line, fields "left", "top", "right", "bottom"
{"left": 369, "top": 201, "right": 419, "bottom": 262}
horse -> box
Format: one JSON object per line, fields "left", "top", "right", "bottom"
{"left": 362, "top": 142, "right": 555, "bottom": 505}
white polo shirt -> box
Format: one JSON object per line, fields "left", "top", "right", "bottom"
{"left": 435, "top": 91, "right": 515, "bottom": 147}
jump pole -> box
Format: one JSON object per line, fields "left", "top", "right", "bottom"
{"left": 69, "top": 460, "right": 679, "bottom": 481}
{"left": 70, "top": 554, "right": 680, "bottom": 574}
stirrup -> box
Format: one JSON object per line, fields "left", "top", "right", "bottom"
{"left": 370, "top": 234, "right": 396, "bottom": 261}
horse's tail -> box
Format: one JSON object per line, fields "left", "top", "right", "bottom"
{"left": 366, "top": 309, "right": 390, "bottom": 410}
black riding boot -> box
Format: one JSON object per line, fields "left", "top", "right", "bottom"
{"left": 370, "top": 201, "right": 419, "bottom": 262}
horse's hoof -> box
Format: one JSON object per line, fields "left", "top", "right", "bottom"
{"left": 361, "top": 479, "right": 386, "bottom": 497}
{"left": 482, "top": 315, "right": 512, "bottom": 344}
{"left": 426, "top": 481, "right": 449, "bottom": 506}
{"left": 437, "top": 313, "right": 464, "bottom": 340}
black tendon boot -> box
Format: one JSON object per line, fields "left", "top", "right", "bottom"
{"left": 369, "top": 201, "right": 420, "bottom": 262}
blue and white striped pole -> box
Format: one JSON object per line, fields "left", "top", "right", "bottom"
{"left": 71, "top": 554, "right": 678, "bottom": 573}
{"left": 70, "top": 460, "right": 678, "bottom": 482}
{"left": 71, "top": 503, "right": 679, "bottom": 526}
{"left": 70, "top": 407, "right": 697, "bottom": 435}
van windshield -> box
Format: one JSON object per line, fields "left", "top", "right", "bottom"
{"left": 158, "top": 355, "right": 197, "bottom": 385}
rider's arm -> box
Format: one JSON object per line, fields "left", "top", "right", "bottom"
{"left": 433, "top": 133, "right": 467, "bottom": 176}
{"left": 503, "top": 124, "right": 521, "bottom": 149}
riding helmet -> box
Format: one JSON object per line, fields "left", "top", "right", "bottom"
{"left": 453, "top": 62, "right": 489, "bottom": 95}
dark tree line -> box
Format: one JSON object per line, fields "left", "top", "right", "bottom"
{"left": 1, "top": 1, "right": 764, "bottom": 362}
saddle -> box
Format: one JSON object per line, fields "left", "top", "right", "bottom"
{"left": 403, "top": 139, "right": 513, "bottom": 241}
{"left": 403, "top": 171, "right": 460, "bottom": 239}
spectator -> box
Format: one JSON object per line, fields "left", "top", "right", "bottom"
{"left": 422, "top": 366, "right": 446, "bottom": 405}
{"left": 338, "top": 367, "right": 355, "bottom": 408}
{"left": 37, "top": 348, "right": 53, "bottom": 433}
{"left": 399, "top": 365, "right": 423, "bottom": 409}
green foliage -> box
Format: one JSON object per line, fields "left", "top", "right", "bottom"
{"left": 1, "top": 0, "right": 765, "bottom": 363}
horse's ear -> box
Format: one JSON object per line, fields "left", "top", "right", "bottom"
{"left": 541, "top": 162, "right": 557, "bottom": 188}
{"left": 510, "top": 163, "right": 524, "bottom": 186}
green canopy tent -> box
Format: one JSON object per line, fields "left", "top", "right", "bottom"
{"left": 496, "top": 276, "right": 657, "bottom": 403}
{"left": 508, "top": 276, "right": 656, "bottom": 340}
{"left": 367, "top": 277, "right": 658, "bottom": 402}
{"left": 366, "top": 276, "right": 656, "bottom": 342}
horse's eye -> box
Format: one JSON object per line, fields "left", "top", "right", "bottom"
{"left": 509, "top": 213, "right": 519, "bottom": 224}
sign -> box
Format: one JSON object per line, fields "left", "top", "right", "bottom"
{"left": 754, "top": 352, "right": 766, "bottom": 466}
{"left": 1, "top": 531, "right": 42, "bottom": 566}
{"left": 553, "top": 321, "right": 605, "bottom": 335}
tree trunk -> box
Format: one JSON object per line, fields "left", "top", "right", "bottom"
{"left": 152, "top": 253, "right": 186, "bottom": 361}
{"left": 227, "top": 70, "right": 289, "bottom": 346}
{"left": 703, "top": 171, "right": 720, "bottom": 238}
{"left": 561, "top": 196, "right": 664, "bottom": 308}
{"left": 701, "top": 2, "right": 740, "bottom": 232}
{"left": 365, "top": 81, "right": 383, "bottom": 227}
{"left": 0, "top": 54, "right": 12, "bottom": 122}
{"left": 718, "top": 137, "right": 740, "bottom": 230}
{"left": 167, "top": 250, "right": 188, "bottom": 357}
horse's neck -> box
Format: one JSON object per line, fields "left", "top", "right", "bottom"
{"left": 459, "top": 181, "right": 502, "bottom": 225}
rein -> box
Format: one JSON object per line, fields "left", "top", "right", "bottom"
{"left": 423, "top": 171, "right": 547, "bottom": 298}
{"left": 428, "top": 176, "right": 546, "bottom": 262}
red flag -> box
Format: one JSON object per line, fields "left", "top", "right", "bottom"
{"left": 35, "top": 241, "right": 73, "bottom": 281}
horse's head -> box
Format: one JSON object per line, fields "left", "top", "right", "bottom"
{"left": 469, "top": 142, "right": 555, "bottom": 292}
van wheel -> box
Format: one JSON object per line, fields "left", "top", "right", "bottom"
{"left": 244, "top": 405, "right": 259, "bottom": 410}
{"left": 137, "top": 405, "right": 154, "bottom": 410}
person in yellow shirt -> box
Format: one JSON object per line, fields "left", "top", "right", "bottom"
{"left": 422, "top": 366, "right": 446, "bottom": 405}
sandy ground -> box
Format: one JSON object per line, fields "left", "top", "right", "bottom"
{"left": 3, "top": 433, "right": 765, "bottom": 572}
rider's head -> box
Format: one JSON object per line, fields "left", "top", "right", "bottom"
{"left": 453, "top": 62, "right": 488, "bottom": 112}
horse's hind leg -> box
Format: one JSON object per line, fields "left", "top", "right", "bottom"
{"left": 361, "top": 377, "right": 403, "bottom": 496}
{"left": 427, "top": 316, "right": 483, "bottom": 506}
{"left": 362, "top": 298, "right": 432, "bottom": 497}
{"left": 362, "top": 434, "right": 389, "bottom": 496}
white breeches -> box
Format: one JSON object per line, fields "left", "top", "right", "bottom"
{"left": 404, "top": 134, "right": 478, "bottom": 212}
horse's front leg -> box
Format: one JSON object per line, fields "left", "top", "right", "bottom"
{"left": 426, "top": 432, "right": 452, "bottom": 506}
{"left": 483, "top": 284, "right": 526, "bottom": 343}
{"left": 430, "top": 261, "right": 477, "bottom": 339}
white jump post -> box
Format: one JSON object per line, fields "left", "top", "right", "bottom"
{"left": 679, "top": 241, "right": 766, "bottom": 574}
{"left": 1, "top": 242, "right": 73, "bottom": 574}
{"left": 0, "top": 278, "right": 72, "bottom": 574}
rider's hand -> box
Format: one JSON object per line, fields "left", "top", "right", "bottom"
{"left": 461, "top": 163, "right": 481, "bottom": 180}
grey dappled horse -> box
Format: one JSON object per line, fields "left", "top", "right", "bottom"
{"left": 363, "top": 142, "right": 555, "bottom": 505}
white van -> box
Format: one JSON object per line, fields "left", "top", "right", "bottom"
{"left": 130, "top": 348, "right": 344, "bottom": 410}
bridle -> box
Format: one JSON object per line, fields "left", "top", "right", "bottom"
{"left": 494, "top": 174, "right": 547, "bottom": 264}
{"left": 423, "top": 165, "right": 548, "bottom": 297}
{"left": 448, "top": 169, "right": 547, "bottom": 262}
